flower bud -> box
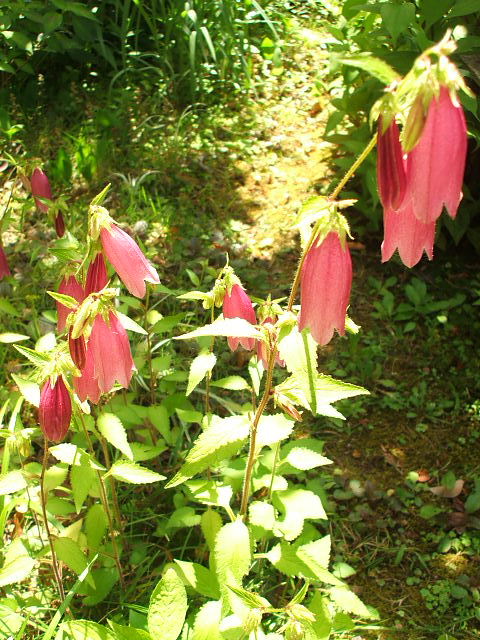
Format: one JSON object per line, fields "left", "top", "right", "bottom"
{"left": 55, "top": 212, "right": 66, "bottom": 238}
{"left": 57, "top": 275, "right": 85, "bottom": 332}
{"left": 39, "top": 376, "right": 72, "bottom": 442}
{"left": 0, "top": 243, "right": 10, "bottom": 280}
{"left": 31, "top": 168, "right": 52, "bottom": 213}
{"left": 377, "top": 117, "right": 406, "bottom": 211}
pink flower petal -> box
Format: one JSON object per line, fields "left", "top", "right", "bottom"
{"left": 100, "top": 224, "right": 159, "bottom": 298}
{"left": 223, "top": 284, "right": 257, "bottom": 351}
{"left": 409, "top": 87, "right": 467, "bottom": 223}
{"left": 377, "top": 118, "right": 407, "bottom": 211}
{"left": 89, "top": 311, "right": 135, "bottom": 393}
{"left": 298, "top": 232, "right": 352, "bottom": 346}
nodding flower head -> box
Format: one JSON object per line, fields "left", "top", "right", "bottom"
{"left": 223, "top": 284, "right": 257, "bottom": 352}
{"left": 39, "top": 376, "right": 72, "bottom": 442}
{"left": 31, "top": 168, "right": 52, "bottom": 213}
{"left": 0, "top": 244, "right": 10, "bottom": 280}
{"left": 377, "top": 117, "right": 407, "bottom": 212}
{"left": 100, "top": 224, "right": 159, "bottom": 298}
{"left": 298, "top": 231, "right": 352, "bottom": 346}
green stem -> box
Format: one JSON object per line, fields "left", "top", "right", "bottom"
{"left": 77, "top": 413, "right": 125, "bottom": 590}
{"left": 205, "top": 306, "right": 215, "bottom": 415}
{"left": 287, "top": 133, "right": 378, "bottom": 311}
{"left": 40, "top": 438, "right": 65, "bottom": 602}
{"left": 240, "top": 345, "right": 277, "bottom": 517}
{"left": 99, "top": 436, "right": 123, "bottom": 533}
{"left": 144, "top": 286, "right": 157, "bottom": 408}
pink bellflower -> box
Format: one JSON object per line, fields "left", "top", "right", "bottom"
{"left": 88, "top": 310, "right": 135, "bottom": 393}
{"left": 39, "top": 376, "right": 72, "bottom": 442}
{"left": 100, "top": 224, "right": 159, "bottom": 298}
{"left": 223, "top": 284, "right": 257, "bottom": 352}
{"left": 381, "top": 198, "right": 435, "bottom": 268}
{"left": 408, "top": 86, "right": 467, "bottom": 224}
{"left": 73, "top": 341, "right": 101, "bottom": 405}
{"left": 377, "top": 117, "right": 407, "bottom": 211}
{"left": 57, "top": 274, "right": 85, "bottom": 332}
{"left": 298, "top": 231, "right": 352, "bottom": 346}
{"left": 0, "top": 244, "right": 10, "bottom": 279}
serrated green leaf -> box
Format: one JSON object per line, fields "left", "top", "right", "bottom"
{"left": 44, "top": 464, "right": 69, "bottom": 492}
{"left": 214, "top": 520, "right": 251, "bottom": 615}
{"left": 328, "top": 587, "right": 372, "bottom": 618}
{"left": 54, "top": 538, "right": 95, "bottom": 588}
{"left": 97, "top": 413, "right": 133, "bottom": 460}
{"left": 14, "top": 344, "right": 50, "bottom": 365}
{"left": 173, "top": 560, "right": 220, "bottom": 599}
{"left": 335, "top": 53, "right": 399, "bottom": 84}
{"left": 166, "top": 415, "right": 250, "bottom": 488}
{"left": 148, "top": 567, "right": 187, "bottom": 640}
{"left": 306, "top": 592, "right": 332, "bottom": 640}
{"left": 273, "top": 489, "right": 327, "bottom": 541}
{"left": 266, "top": 541, "right": 315, "bottom": 580}
{"left": 278, "top": 324, "right": 317, "bottom": 410}
{"left": 61, "top": 620, "right": 115, "bottom": 640}
{"left": 11, "top": 374, "right": 40, "bottom": 407}
{"left": 49, "top": 443, "right": 105, "bottom": 470}
{"left": 0, "top": 298, "right": 20, "bottom": 316}
{"left": 187, "top": 350, "right": 217, "bottom": 396}
{"left": 71, "top": 453, "right": 95, "bottom": 513}
{"left": 297, "top": 537, "right": 344, "bottom": 586}
{"left": 107, "top": 621, "right": 152, "bottom": 640}
{"left": 176, "top": 317, "right": 261, "bottom": 341}
{"left": 0, "top": 333, "right": 30, "bottom": 343}
{"left": 201, "top": 509, "right": 223, "bottom": 553}
{"left": 0, "top": 539, "right": 35, "bottom": 587}
{"left": 107, "top": 461, "right": 165, "bottom": 484}
{"left": 285, "top": 446, "right": 332, "bottom": 471}
{"left": 85, "top": 503, "right": 108, "bottom": 551}
{"left": 257, "top": 414, "right": 295, "bottom": 446}
{"left": 191, "top": 600, "right": 223, "bottom": 640}
{"left": 0, "top": 470, "right": 27, "bottom": 495}
{"left": 249, "top": 501, "right": 276, "bottom": 532}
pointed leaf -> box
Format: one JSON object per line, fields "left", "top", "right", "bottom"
{"left": 97, "top": 412, "right": 133, "bottom": 460}
{"left": 214, "top": 520, "right": 251, "bottom": 614}
{"left": 176, "top": 317, "right": 261, "bottom": 340}
{"left": 54, "top": 538, "right": 95, "bottom": 587}
{"left": 61, "top": 620, "right": 115, "bottom": 640}
{"left": 0, "top": 539, "right": 35, "bottom": 587}
{"left": 106, "top": 461, "right": 165, "bottom": 484}
{"left": 273, "top": 489, "right": 327, "bottom": 541}
{"left": 173, "top": 560, "right": 220, "bottom": 599}
{"left": 11, "top": 374, "right": 40, "bottom": 407}
{"left": 148, "top": 567, "right": 187, "bottom": 640}
{"left": 71, "top": 453, "right": 96, "bottom": 513}
{"left": 191, "top": 600, "right": 223, "bottom": 640}
{"left": 166, "top": 415, "right": 250, "bottom": 488}
{"left": 296, "top": 537, "right": 344, "bottom": 586}
{"left": 328, "top": 587, "right": 373, "bottom": 618}
{"left": 187, "top": 350, "right": 217, "bottom": 396}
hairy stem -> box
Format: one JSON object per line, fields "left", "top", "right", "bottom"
{"left": 40, "top": 437, "right": 65, "bottom": 602}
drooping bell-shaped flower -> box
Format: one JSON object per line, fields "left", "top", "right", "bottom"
{"left": 39, "top": 376, "right": 72, "bottom": 442}
{"left": 57, "top": 274, "right": 85, "bottom": 332}
{"left": 409, "top": 86, "right": 467, "bottom": 224}
{"left": 223, "top": 284, "right": 257, "bottom": 352}
{"left": 31, "top": 168, "right": 53, "bottom": 213}
{"left": 381, "top": 199, "right": 435, "bottom": 268}
{"left": 88, "top": 311, "right": 135, "bottom": 393}
{"left": 73, "top": 341, "right": 101, "bottom": 405}
{"left": 377, "top": 117, "right": 407, "bottom": 212}
{"left": 0, "top": 244, "right": 10, "bottom": 280}
{"left": 100, "top": 224, "right": 159, "bottom": 298}
{"left": 256, "top": 317, "right": 285, "bottom": 369}
{"left": 85, "top": 252, "right": 108, "bottom": 295}
{"left": 298, "top": 231, "right": 352, "bottom": 346}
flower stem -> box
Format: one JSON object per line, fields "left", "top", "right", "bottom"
{"left": 77, "top": 413, "right": 125, "bottom": 590}
{"left": 40, "top": 437, "right": 65, "bottom": 602}
{"left": 99, "top": 435, "right": 123, "bottom": 533}
{"left": 239, "top": 345, "right": 277, "bottom": 517}
{"left": 144, "top": 286, "right": 156, "bottom": 408}
{"left": 287, "top": 133, "right": 378, "bottom": 311}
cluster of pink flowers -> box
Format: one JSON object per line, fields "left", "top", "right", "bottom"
{"left": 39, "top": 217, "right": 160, "bottom": 441}
{"left": 378, "top": 86, "right": 467, "bottom": 268}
